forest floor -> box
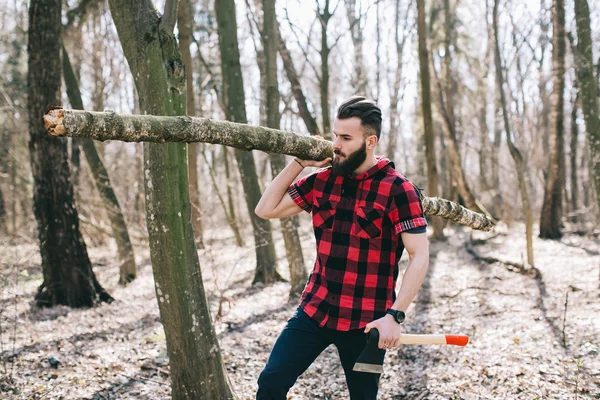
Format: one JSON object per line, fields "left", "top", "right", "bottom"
{"left": 0, "top": 220, "right": 599, "bottom": 400}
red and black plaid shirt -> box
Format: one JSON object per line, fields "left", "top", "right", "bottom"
{"left": 287, "top": 157, "right": 427, "bottom": 331}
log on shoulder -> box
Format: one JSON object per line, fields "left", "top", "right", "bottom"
{"left": 44, "top": 108, "right": 332, "bottom": 161}
{"left": 44, "top": 108, "right": 495, "bottom": 231}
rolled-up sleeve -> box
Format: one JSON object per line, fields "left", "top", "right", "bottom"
{"left": 287, "top": 172, "right": 318, "bottom": 213}
{"left": 388, "top": 180, "right": 427, "bottom": 235}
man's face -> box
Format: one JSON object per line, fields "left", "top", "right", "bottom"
{"left": 331, "top": 117, "right": 373, "bottom": 176}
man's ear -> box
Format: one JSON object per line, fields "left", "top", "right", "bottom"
{"left": 367, "top": 135, "right": 378, "bottom": 149}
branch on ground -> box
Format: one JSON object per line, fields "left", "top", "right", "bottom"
{"left": 466, "top": 233, "right": 541, "bottom": 277}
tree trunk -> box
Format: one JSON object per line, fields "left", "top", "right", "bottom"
{"left": 570, "top": 91, "right": 580, "bottom": 223}
{"left": 214, "top": 0, "right": 282, "bottom": 285}
{"left": 90, "top": 7, "right": 106, "bottom": 164}
{"left": 375, "top": 0, "right": 381, "bottom": 102}
{"left": 263, "top": 0, "right": 307, "bottom": 297}
{"left": 537, "top": 0, "right": 551, "bottom": 172}
{"left": 107, "top": 0, "right": 237, "bottom": 398}
{"left": 0, "top": 131, "right": 6, "bottom": 234}
{"left": 417, "top": 0, "right": 445, "bottom": 239}
{"left": 200, "top": 149, "right": 244, "bottom": 246}
{"left": 387, "top": 0, "right": 407, "bottom": 162}
{"left": 45, "top": 109, "right": 496, "bottom": 231}
{"left": 62, "top": 44, "right": 138, "bottom": 285}
{"left": 0, "top": 185, "right": 6, "bottom": 235}
{"left": 178, "top": 0, "right": 205, "bottom": 249}
{"left": 493, "top": 0, "right": 534, "bottom": 266}
{"left": 574, "top": 0, "right": 600, "bottom": 215}
{"left": 477, "top": 15, "right": 492, "bottom": 193}
{"left": 319, "top": 0, "right": 332, "bottom": 140}
{"left": 344, "top": 0, "right": 368, "bottom": 96}
{"left": 222, "top": 146, "right": 244, "bottom": 245}
{"left": 433, "top": 64, "right": 488, "bottom": 216}
{"left": 539, "top": 0, "right": 566, "bottom": 239}
{"left": 28, "top": 0, "right": 113, "bottom": 307}
{"left": 278, "top": 28, "right": 320, "bottom": 135}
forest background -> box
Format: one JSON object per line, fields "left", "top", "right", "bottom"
{"left": 0, "top": 0, "right": 599, "bottom": 398}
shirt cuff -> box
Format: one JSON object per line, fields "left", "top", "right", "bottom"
{"left": 287, "top": 185, "right": 311, "bottom": 213}
{"left": 395, "top": 217, "right": 428, "bottom": 235}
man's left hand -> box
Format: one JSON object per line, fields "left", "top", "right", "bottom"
{"left": 364, "top": 314, "right": 404, "bottom": 350}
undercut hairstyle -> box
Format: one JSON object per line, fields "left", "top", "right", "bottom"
{"left": 336, "top": 96, "right": 382, "bottom": 139}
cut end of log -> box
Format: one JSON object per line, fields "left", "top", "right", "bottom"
{"left": 43, "top": 108, "right": 67, "bottom": 136}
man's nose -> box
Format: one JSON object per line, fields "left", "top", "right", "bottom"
{"left": 332, "top": 138, "right": 342, "bottom": 151}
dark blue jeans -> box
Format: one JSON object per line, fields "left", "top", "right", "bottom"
{"left": 257, "top": 308, "right": 385, "bottom": 400}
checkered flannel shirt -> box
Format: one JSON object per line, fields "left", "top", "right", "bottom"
{"left": 287, "top": 157, "right": 427, "bottom": 331}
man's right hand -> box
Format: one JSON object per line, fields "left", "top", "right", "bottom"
{"left": 295, "top": 157, "right": 332, "bottom": 169}
{"left": 295, "top": 135, "right": 332, "bottom": 169}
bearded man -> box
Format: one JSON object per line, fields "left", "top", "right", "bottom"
{"left": 254, "top": 96, "right": 430, "bottom": 400}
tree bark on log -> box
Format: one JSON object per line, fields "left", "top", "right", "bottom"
{"left": 45, "top": 108, "right": 495, "bottom": 231}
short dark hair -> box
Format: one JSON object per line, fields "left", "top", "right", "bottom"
{"left": 336, "top": 96, "right": 382, "bottom": 139}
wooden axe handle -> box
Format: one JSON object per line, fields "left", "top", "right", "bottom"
{"left": 398, "top": 334, "right": 469, "bottom": 346}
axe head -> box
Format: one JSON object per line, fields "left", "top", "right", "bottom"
{"left": 353, "top": 328, "right": 386, "bottom": 374}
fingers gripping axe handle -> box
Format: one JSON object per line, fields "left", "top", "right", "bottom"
{"left": 352, "top": 329, "right": 469, "bottom": 374}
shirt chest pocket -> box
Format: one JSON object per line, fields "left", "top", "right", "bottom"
{"left": 352, "top": 205, "right": 385, "bottom": 239}
{"left": 312, "top": 197, "right": 338, "bottom": 230}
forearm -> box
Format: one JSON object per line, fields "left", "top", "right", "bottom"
{"left": 255, "top": 159, "right": 304, "bottom": 215}
{"left": 392, "top": 252, "right": 429, "bottom": 312}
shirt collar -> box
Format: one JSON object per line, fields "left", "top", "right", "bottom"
{"left": 349, "top": 156, "right": 393, "bottom": 180}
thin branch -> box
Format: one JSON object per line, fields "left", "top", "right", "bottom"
{"left": 64, "top": 0, "right": 101, "bottom": 31}
{"left": 328, "top": 0, "right": 375, "bottom": 51}
{"left": 244, "top": 0, "right": 262, "bottom": 51}
{"left": 284, "top": 8, "right": 321, "bottom": 81}
{"left": 330, "top": 0, "right": 342, "bottom": 16}
{"left": 190, "top": 35, "right": 226, "bottom": 114}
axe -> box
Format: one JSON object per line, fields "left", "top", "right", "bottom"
{"left": 353, "top": 329, "right": 469, "bottom": 374}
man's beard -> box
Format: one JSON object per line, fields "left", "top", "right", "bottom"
{"left": 331, "top": 141, "right": 367, "bottom": 176}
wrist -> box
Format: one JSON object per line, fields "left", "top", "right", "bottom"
{"left": 293, "top": 158, "right": 305, "bottom": 168}
{"left": 386, "top": 308, "right": 406, "bottom": 324}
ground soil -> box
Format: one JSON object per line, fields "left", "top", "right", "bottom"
{"left": 1, "top": 222, "right": 598, "bottom": 399}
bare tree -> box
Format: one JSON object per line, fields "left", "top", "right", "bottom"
{"left": 215, "top": 0, "right": 283, "bottom": 284}
{"left": 28, "top": 0, "right": 113, "bottom": 307}
{"left": 261, "top": 0, "right": 308, "bottom": 296}
{"left": 493, "top": 0, "right": 534, "bottom": 266}
{"left": 387, "top": 0, "right": 411, "bottom": 161}
{"left": 62, "top": 45, "right": 137, "bottom": 285}
{"left": 178, "top": 0, "right": 205, "bottom": 248}
{"left": 417, "top": 0, "right": 445, "bottom": 239}
{"left": 344, "top": 0, "right": 368, "bottom": 95}
{"left": 539, "top": 0, "right": 566, "bottom": 239}
{"left": 573, "top": 0, "right": 600, "bottom": 215}
{"left": 278, "top": 28, "right": 320, "bottom": 135}
{"left": 107, "top": 0, "right": 237, "bottom": 396}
